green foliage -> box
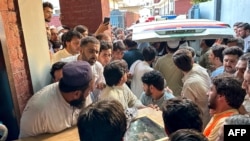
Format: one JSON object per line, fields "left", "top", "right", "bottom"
{"left": 191, "top": 0, "right": 212, "bottom": 4}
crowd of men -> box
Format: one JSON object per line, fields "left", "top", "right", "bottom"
{"left": 16, "top": 1, "right": 250, "bottom": 141}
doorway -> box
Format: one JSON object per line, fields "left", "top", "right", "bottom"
{"left": 0, "top": 42, "right": 19, "bottom": 140}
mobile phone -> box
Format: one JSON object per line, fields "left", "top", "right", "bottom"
{"left": 103, "top": 17, "right": 110, "bottom": 24}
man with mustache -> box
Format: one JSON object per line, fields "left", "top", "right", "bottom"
{"left": 222, "top": 46, "right": 243, "bottom": 74}
{"left": 208, "top": 45, "right": 226, "bottom": 78}
{"left": 43, "top": 2, "right": 54, "bottom": 57}
{"left": 140, "top": 70, "right": 174, "bottom": 110}
{"left": 51, "top": 30, "right": 82, "bottom": 64}
{"left": 204, "top": 75, "right": 245, "bottom": 141}
{"left": 19, "top": 61, "right": 94, "bottom": 138}
{"left": 43, "top": 2, "right": 53, "bottom": 23}
{"left": 61, "top": 36, "right": 105, "bottom": 103}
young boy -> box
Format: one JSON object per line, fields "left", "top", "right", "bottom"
{"left": 112, "top": 40, "right": 126, "bottom": 61}
{"left": 97, "top": 41, "right": 112, "bottom": 67}
{"left": 99, "top": 60, "right": 146, "bottom": 110}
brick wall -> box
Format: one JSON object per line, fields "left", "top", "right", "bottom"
{"left": 49, "top": 15, "right": 61, "bottom": 27}
{"left": 175, "top": 0, "right": 192, "bottom": 15}
{"left": 0, "top": 0, "right": 111, "bottom": 123}
{"left": 59, "top": 0, "right": 110, "bottom": 34}
{"left": 154, "top": 0, "right": 161, "bottom": 3}
{"left": 0, "top": 0, "right": 32, "bottom": 116}
{"left": 124, "top": 12, "right": 139, "bottom": 28}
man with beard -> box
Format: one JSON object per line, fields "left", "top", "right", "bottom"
{"left": 61, "top": 36, "right": 105, "bottom": 103}
{"left": 203, "top": 75, "right": 246, "bottom": 141}
{"left": 43, "top": 2, "right": 54, "bottom": 56}
{"left": 222, "top": 46, "right": 243, "bottom": 74}
{"left": 208, "top": 45, "right": 226, "bottom": 78}
{"left": 140, "top": 70, "right": 174, "bottom": 110}
{"left": 19, "top": 61, "right": 94, "bottom": 138}
{"left": 232, "top": 53, "right": 250, "bottom": 115}
{"left": 52, "top": 30, "right": 82, "bottom": 64}
{"left": 238, "top": 23, "right": 250, "bottom": 53}
{"left": 43, "top": 2, "right": 53, "bottom": 23}
{"left": 234, "top": 53, "right": 250, "bottom": 81}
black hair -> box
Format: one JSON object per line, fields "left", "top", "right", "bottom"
{"left": 212, "top": 75, "right": 246, "bottom": 109}
{"left": 222, "top": 46, "right": 243, "bottom": 58}
{"left": 62, "top": 30, "right": 82, "bottom": 47}
{"left": 210, "top": 44, "right": 226, "bottom": 62}
{"left": 162, "top": 97, "right": 203, "bottom": 135}
{"left": 141, "top": 70, "right": 165, "bottom": 91}
{"left": 51, "top": 41, "right": 62, "bottom": 50}
{"left": 95, "top": 33, "right": 110, "bottom": 42}
{"left": 77, "top": 100, "right": 127, "bottom": 141}
{"left": 204, "top": 39, "right": 216, "bottom": 47}
{"left": 113, "top": 40, "right": 126, "bottom": 51}
{"left": 74, "top": 25, "right": 88, "bottom": 34}
{"left": 104, "top": 60, "right": 128, "bottom": 86}
{"left": 62, "top": 25, "right": 71, "bottom": 30}
{"left": 238, "top": 22, "right": 250, "bottom": 30}
{"left": 170, "top": 129, "right": 208, "bottom": 141}
{"left": 173, "top": 49, "right": 193, "bottom": 72}
{"left": 99, "top": 41, "right": 113, "bottom": 53}
{"left": 123, "top": 38, "right": 137, "bottom": 48}
{"left": 142, "top": 46, "right": 157, "bottom": 61}
{"left": 50, "top": 61, "right": 66, "bottom": 79}
{"left": 80, "top": 36, "right": 100, "bottom": 47}
{"left": 233, "top": 22, "right": 243, "bottom": 27}
{"left": 43, "top": 1, "right": 53, "bottom": 9}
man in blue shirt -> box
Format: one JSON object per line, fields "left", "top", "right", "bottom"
{"left": 208, "top": 44, "right": 226, "bottom": 78}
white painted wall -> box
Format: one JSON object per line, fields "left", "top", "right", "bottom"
{"left": 18, "top": 0, "right": 51, "bottom": 92}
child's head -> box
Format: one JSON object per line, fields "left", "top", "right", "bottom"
{"left": 104, "top": 60, "right": 128, "bottom": 87}
{"left": 50, "top": 61, "right": 67, "bottom": 82}
{"left": 112, "top": 40, "right": 126, "bottom": 60}
{"left": 98, "top": 41, "right": 113, "bottom": 66}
